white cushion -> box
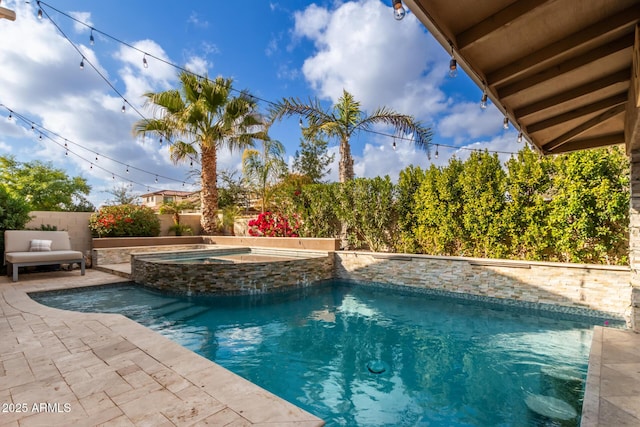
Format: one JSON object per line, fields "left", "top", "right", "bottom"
{"left": 29, "top": 239, "right": 52, "bottom": 252}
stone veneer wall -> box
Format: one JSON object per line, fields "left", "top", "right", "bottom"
{"left": 335, "top": 252, "right": 631, "bottom": 320}
{"left": 132, "top": 249, "right": 335, "bottom": 295}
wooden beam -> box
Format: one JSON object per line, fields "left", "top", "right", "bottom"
{"left": 487, "top": 6, "right": 640, "bottom": 86}
{"left": 542, "top": 104, "right": 627, "bottom": 152}
{"left": 544, "top": 133, "right": 625, "bottom": 154}
{"left": 527, "top": 93, "right": 628, "bottom": 133}
{"left": 514, "top": 69, "right": 630, "bottom": 118}
{"left": 456, "top": 0, "right": 549, "bottom": 50}
{"left": 0, "top": 6, "right": 16, "bottom": 21}
{"left": 498, "top": 34, "right": 634, "bottom": 98}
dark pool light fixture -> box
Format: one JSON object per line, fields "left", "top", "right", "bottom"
{"left": 392, "top": 0, "right": 405, "bottom": 20}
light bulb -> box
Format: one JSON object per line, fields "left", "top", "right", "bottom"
{"left": 121, "top": 103, "right": 126, "bottom": 113}
{"left": 392, "top": 0, "right": 405, "bottom": 20}
{"left": 480, "top": 92, "right": 488, "bottom": 109}
{"left": 503, "top": 116, "right": 509, "bottom": 130}
{"left": 435, "top": 145, "right": 439, "bottom": 159}
{"left": 31, "top": 123, "right": 35, "bottom": 131}
{"left": 299, "top": 117, "right": 303, "bottom": 127}
{"left": 196, "top": 83, "right": 203, "bottom": 94}
{"left": 517, "top": 132, "right": 523, "bottom": 143}
{"left": 392, "top": 140, "right": 396, "bottom": 150}
{"left": 126, "top": 166, "right": 130, "bottom": 173}
{"left": 90, "top": 163, "right": 93, "bottom": 170}
{"left": 155, "top": 176, "right": 158, "bottom": 183}
{"left": 143, "top": 56, "right": 148, "bottom": 69}
{"left": 89, "top": 30, "right": 94, "bottom": 46}
{"left": 7, "top": 112, "right": 12, "bottom": 121}
{"left": 39, "top": 133, "right": 42, "bottom": 140}
{"left": 80, "top": 58, "right": 84, "bottom": 69}
{"left": 449, "top": 58, "right": 457, "bottom": 78}
{"left": 159, "top": 137, "right": 163, "bottom": 145}
{"left": 37, "top": 8, "right": 42, "bottom": 19}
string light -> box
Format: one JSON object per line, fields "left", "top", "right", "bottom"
{"left": 17, "top": 5, "right": 520, "bottom": 183}
{"left": 449, "top": 45, "right": 457, "bottom": 78}
{"left": 37, "top": 7, "right": 42, "bottom": 19}
{"left": 196, "top": 82, "right": 202, "bottom": 94}
{"left": 142, "top": 55, "right": 148, "bottom": 69}
{"left": 7, "top": 111, "right": 12, "bottom": 121}
{"left": 392, "top": 0, "right": 406, "bottom": 20}
{"left": 89, "top": 28, "right": 94, "bottom": 45}
{"left": 155, "top": 175, "right": 158, "bottom": 183}
{"left": 435, "top": 144, "right": 439, "bottom": 159}
{"left": 121, "top": 102, "right": 126, "bottom": 113}
{"left": 392, "top": 139, "right": 397, "bottom": 150}
{"left": 159, "top": 137, "right": 163, "bottom": 145}
{"left": 80, "top": 57, "right": 84, "bottom": 69}
{"left": 517, "top": 132, "right": 523, "bottom": 143}
{"left": 126, "top": 165, "right": 129, "bottom": 173}
{"left": 38, "top": 133, "right": 42, "bottom": 140}
{"left": 31, "top": 123, "right": 35, "bottom": 131}
{"left": 503, "top": 116, "right": 509, "bottom": 130}
{"left": 480, "top": 90, "right": 488, "bottom": 109}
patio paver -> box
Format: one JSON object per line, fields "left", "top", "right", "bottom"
{"left": 0, "top": 269, "right": 324, "bottom": 426}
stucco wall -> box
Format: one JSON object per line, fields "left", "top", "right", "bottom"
{"left": 26, "top": 211, "right": 93, "bottom": 255}
{"left": 335, "top": 252, "right": 631, "bottom": 320}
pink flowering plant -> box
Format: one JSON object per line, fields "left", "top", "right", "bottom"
{"left": 247, "top": 212, "right": 301, "bottom": 237}
{"left": 89, "top": 204, "right": 160, "bottom": 237}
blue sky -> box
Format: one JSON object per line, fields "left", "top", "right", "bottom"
{"left": 0, "top": 0, "right": 520, "bottom": 206}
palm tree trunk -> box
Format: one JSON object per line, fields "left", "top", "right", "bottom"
{"left": 200, "top": 145, "right": 219, "bottom": 234}
{"left": 338, "top": 136, "right": 354, "bottom": 249}
{"left": 339, "top": 137, "right": 355, "bottom": 182}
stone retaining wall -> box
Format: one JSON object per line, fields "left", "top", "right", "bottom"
{"left": 131, "top": 248, "right": 334, "bottom": 295}
{"left": 335, "top": 252, "right": 631, "bottom": 320}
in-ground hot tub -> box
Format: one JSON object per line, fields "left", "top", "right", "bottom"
{"left": 131, "top": 247, "right": 334, "bottom": 295}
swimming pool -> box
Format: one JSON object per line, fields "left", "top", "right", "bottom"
{"left": 31, "top": 281, "right": 609, "bottom": 426}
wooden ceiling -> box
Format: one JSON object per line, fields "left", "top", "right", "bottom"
{"left": 404, "top": 0, "right": 640, "bottom": 155}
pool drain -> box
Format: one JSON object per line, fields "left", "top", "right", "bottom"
{"left": 367, "top": 360, "right": 386, "bottom": 374}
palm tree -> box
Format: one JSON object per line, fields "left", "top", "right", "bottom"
{"left": 270, "top": 89, "right": 433, "bottom": 182}
{"left": 133, "top": 71, "right": 263, "bottom": 234}
{"left": 242, "top": 126, "right": 288, "bottom": 213}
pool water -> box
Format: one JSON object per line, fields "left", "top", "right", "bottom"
{"left": 32, "top": 281, "right": 605, "bottom": 426}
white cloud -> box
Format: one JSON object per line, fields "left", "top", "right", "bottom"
{"left": 69, "top": 11, "right": 93, "bottom": 33}
{"left": 293, "top": 0, "right": 449, "bottom": 120}
{"left": 0, "top": 1, "right": 195, "bottom": 205}
{"left": 184, "top": 56, "right": 210, "bottom": 75}
{"left": 437, "top": 102, "right": 505, "bottom": 145}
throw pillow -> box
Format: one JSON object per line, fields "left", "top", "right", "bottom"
{"left": 29, "top": 239, "right": 52, "bottom": 252}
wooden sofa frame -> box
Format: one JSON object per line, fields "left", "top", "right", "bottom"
{"left": 4, "top": 230, "right": 85, "bottom": 282}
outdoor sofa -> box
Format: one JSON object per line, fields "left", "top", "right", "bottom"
{"left": 4, "top": 230, "right": 85, "bottom": 282}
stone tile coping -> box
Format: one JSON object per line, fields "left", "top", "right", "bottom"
{"left": 581, "top": 326, "right": 640, "bottom": 426}
{"left": 0, "top": 270, "right": 324, "bottom": 426}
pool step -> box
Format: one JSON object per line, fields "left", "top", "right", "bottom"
{"left": 152, "top": 301, "right": 209, "bottom": 320}
{"left": 170, "top": 305, "right": 210, "bottom": 321}
{"left": 152, "top": 301, "right": 193, "bottom": 317}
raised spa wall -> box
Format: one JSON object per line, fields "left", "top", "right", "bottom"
{"left": 131, "top": 248, "right": 335, "bottom": 295}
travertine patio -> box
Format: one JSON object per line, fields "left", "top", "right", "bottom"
{"left": 1, "top": 267, "right": 639, "bottom": 426}
{"left": 0, "top": 269, "right": 323, "bottom": 426}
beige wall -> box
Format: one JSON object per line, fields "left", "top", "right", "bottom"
{"left": 26, "top": 211, "right": 92, "bottom": 255}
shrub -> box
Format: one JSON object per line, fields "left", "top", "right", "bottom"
{"left": 89, "top": 204, "right": 160, "bottom": 237}
{"left": 248, "top": 212, "right": 300, "bottom": 237}
{"left": 0, "top": 184, "right": 32, "bottom": 273}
